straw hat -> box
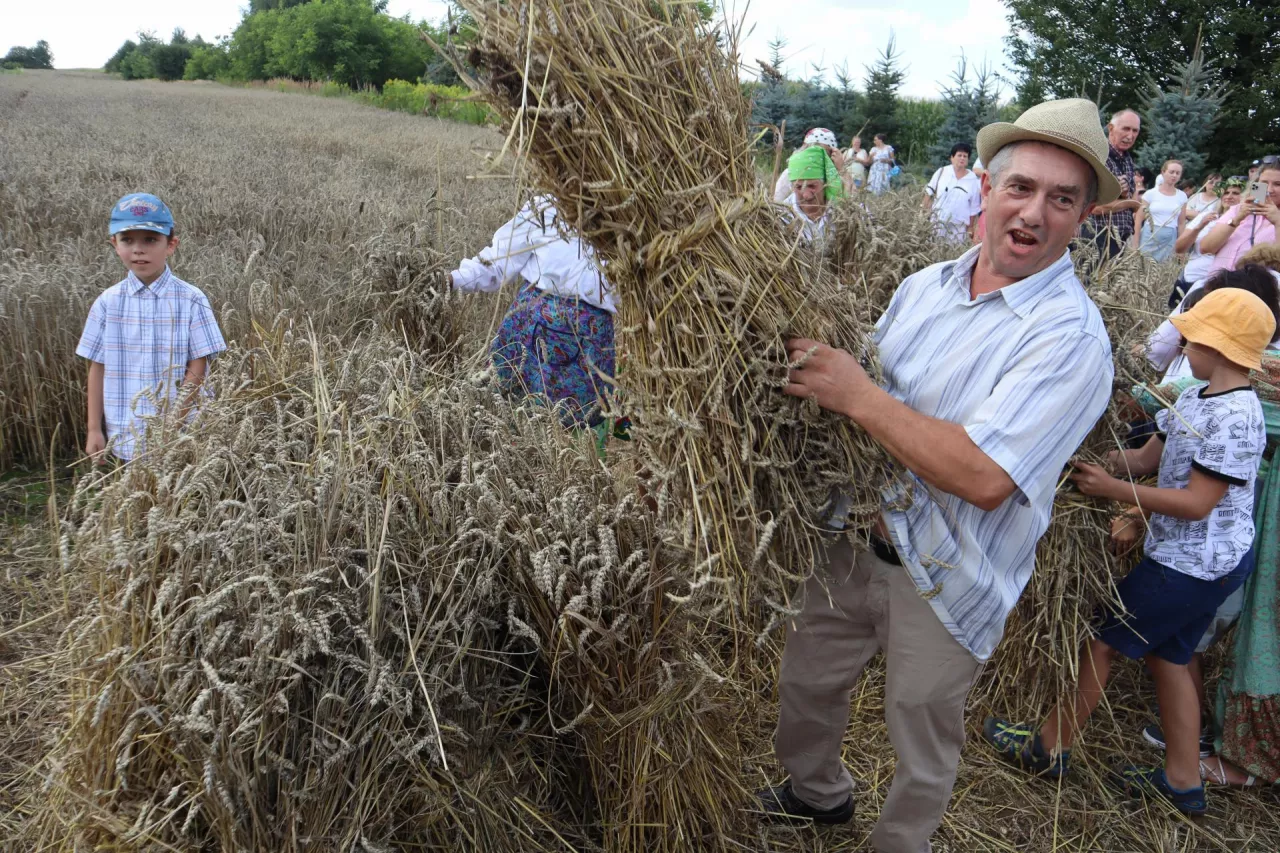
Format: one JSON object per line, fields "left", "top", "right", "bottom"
{"left": 1171, "top": 288, "right": 1276, "bottom": 371}
{"left": 976, "top": 98, "right": 1122, "bottom": 205}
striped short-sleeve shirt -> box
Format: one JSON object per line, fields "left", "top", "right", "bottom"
{"left": 877, "top": 246, "right": 1113, "bottom": 661}
{"left": 76, "top": 267, "right": 226, "bottom": 460}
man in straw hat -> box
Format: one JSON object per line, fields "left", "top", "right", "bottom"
{"left": 758, "top": 99, "right": 1119, "bottom": 852}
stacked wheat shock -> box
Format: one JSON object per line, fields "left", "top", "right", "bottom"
{"left": 460, "top": 0, "right": 892, "bottom": 611}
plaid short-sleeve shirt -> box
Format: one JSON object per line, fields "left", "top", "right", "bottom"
{"left": 1088, "top": 144, "right": 1137, "bottom": 240}
{"left": 76, "top": 267, "right": 226, "bottom": 459}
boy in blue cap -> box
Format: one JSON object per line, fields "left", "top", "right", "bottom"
{"left": 76, "top": 193, "right": 226, "bottom": 462}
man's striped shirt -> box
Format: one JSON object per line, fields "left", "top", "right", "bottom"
{"left": 76, "top": 267, "right": 226, "bottom": 460}
{"left": 877, "top": 245, "right": 1113, "bottom": 661}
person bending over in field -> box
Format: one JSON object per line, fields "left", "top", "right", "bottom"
{"left": 757, "top": 98, "right": 1116, "bottom": 852}
{"left": 77, "top": 193, "right": 226, "bottom": 464}
{"left": 984, "top": 288, "right": 1272, "bottom": 817}
{"left": 449, "top": 196, "right": 617, "bottom": 430}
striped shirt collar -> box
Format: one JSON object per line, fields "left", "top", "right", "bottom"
{"left": 938, "top": 244, "right": 1076, "bottom": 320}
{"left": 125, "top": 266, "right": 174, "bottom": 296}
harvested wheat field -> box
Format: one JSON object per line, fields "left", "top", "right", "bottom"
{"left": 1, "top": 22, "right": 1278, "bottom": 853}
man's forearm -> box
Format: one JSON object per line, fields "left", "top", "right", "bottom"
{"left": 847, "top": 386, "right": 1015, "bottom": 511}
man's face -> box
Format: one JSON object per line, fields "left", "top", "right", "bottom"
{"left": 793, "top": 179, "right": 825, "bottom": 207}
{"left": 951, "top": 150, "right": 970, "bottom": 170}
{"left": 111, "top": 229, "right": 176, "bottom": 279}
{"left": 980, "top": 142, "right": 1094, "bottom": 280}
{"left": 1107, "top": 112, "right": 1140, "bottom": 151}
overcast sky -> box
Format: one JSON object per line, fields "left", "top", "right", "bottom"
{"left": 5, "top": 0, "right": 1013, "bottom": 99}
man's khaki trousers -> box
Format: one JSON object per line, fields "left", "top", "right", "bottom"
{"left": 775, "top": 539, "right": 983, "bottom": 853}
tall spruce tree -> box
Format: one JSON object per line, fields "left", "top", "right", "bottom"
{"left": 862, "top": 34, "right": 905, "bottom": 144}
{"left": 929, "top": 56, "right": 1000, "bottom": 165}
{"left": 1136, "top": 41, "right": 1226, "bottom": 180}
{"left": 1003, "top": 0, "right": 1278, "bottom": 171}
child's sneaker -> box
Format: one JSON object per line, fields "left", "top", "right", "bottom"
{"left": 981, "top": 717, "right": 1070, "bottom": 779}
{"left": 1111, "top": 765, "right": 1207, "bottom": 816}
{"left": 1141, "top": 722, "right": 1214, "bottom": 758}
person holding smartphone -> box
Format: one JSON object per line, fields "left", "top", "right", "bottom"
{"left": 1200, "top": 161, "right": 1280, "bottom": 272}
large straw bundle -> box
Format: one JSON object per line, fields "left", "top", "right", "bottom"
{"left": 31, "top": 326, "right": 756, "bottom": 852}
{"left": 457, "top": 0, "right": 891, "bottom": 611}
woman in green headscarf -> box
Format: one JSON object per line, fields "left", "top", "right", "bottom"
{"left": 785, "top": 146, "right": 845, "bottom": 243}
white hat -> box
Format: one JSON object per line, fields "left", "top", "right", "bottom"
{"left": 803, "top": 127, "right": 838, "bottom": 149}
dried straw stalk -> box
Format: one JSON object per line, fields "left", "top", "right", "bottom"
{"left": 458, "top": 0, "right": 892, "bottom": 608}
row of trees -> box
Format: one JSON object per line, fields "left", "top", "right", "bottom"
{"left": 3, "top": 41, "right": 54, "bottom": 70}
{"left": 103, "top": 0, "right": 461, "bottom": 89}
{"left": 749, "top": 36, "right": 1009, "bottom": 169}
{"left": 1004, "top": 0, "right": 1278, "bottom": 173}
{"left": 749, "top": 26, "right": 1237, "bottom": 179}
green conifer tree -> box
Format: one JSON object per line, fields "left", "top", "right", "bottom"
{"left": 861, "top": 34, "right": 905, "bottom": 144}
{"left": 1136, "top": 40, "right": 1226, "bottom": 181}
{"left": 929, "top": 55, "right": 1000, "bottom": 165}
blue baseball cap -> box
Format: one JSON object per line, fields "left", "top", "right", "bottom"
{"left": 109, "top": 193, "right": 175, "bottom": 236}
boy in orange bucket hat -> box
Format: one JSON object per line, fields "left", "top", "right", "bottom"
{"left": 984, "top": 288, "right": 1275, "bottom": 816}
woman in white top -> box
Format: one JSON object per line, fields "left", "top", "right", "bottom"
{"left": 1166, "top": 178, "right": 1245, "bottom": 307}
{"left": 867, "top": 134, "right": 895, "bottom": 195}
{"left": 1183, "top": 173, "right": 1222, "bottom": 224}
{"left": 450, "top": 196, "right": 616, "bottom": 427}
{"left": 1134, "top": 159, "right": 1188, "bottom": 262}
{"left": 773, "top": 128, "right": 849, "bottom": 202}
{"left": 922, "top": 142, "right": 982, "bottom": 243}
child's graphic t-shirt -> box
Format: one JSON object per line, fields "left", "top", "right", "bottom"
{"left": 1146, "top": 385, "right": 1266, "bottom": 580}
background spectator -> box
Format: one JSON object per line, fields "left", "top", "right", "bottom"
{"left": 922, "top": 142, "right": 981, "bottom": 243}
{"left": 1135, "top": 159, "right": 1188, "bottom": 261}
{"left": 1085, "top": 108, "right": 1142, "bottom": 259}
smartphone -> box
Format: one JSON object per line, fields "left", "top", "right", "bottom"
{"left": 1249, "top": 180, "right": 1268, "bottom": 205}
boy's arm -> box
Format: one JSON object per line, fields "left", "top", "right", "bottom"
{"left": 86, "top": 361, "right": 107, "bottom": 462}
{"left": 1073, "top": 463, "right": 1229, "bottom": 520}
{"left": 1105, "top": 433, "right": 1164, "bottom": 478}
{"left": 178, "top": 357, "right": 208, "bottom": 422}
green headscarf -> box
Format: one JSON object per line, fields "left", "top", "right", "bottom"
{"left": 788, "top": 147, "right": 845, "bottom": 201}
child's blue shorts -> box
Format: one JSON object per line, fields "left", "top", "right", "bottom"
{"left": 1094, "top": 551, "right": 1255, "bottom": 665}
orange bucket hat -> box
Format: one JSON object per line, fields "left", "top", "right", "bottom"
{"left": 1171, "top": 288, "right": 1276, "bottom": 371}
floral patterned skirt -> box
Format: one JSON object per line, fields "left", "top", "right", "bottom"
{"left": 1216, "top": 451, "right": 1280, "bottom": 783}
{"left": 491, "top": 283, "right": 616, "bottom": 428}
